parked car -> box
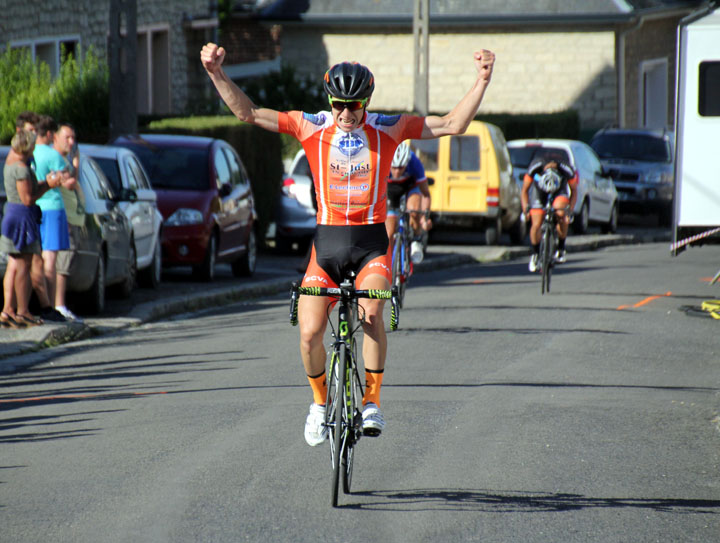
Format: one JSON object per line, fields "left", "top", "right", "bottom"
{"left": 589, "top": 128, "right": 675, "bottom": 226}
{"left": 412, "top": 120, "right": 525, "bottom": 245}
{"left": 112, "top": 134, "right": 258, "bottom": 281}
{"left": 79, "top": 144, "right": 163, "bottom": 288}
{"left": 507, "top": 138, "right": 619, "bottom": 234}
{"left": 0, "top": 146, "right": 135, "bottom": 314}
{"left": 274, "top": 149, "right": 316, "bottom": 253}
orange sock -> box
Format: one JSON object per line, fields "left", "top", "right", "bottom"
{"left": 363, "top": 368, "right": 384, "bottom": 406}
{"left": 307, "top": 372, "right": 327, "bottom": 406}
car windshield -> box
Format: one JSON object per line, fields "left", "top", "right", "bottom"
{"left": 509, "top": 146, "right": 568, "bottom": 168}
{"left": 591, "top": 134, "right": 671, "bottom": 162}
{"left": 508, "top": 147, "right": 537, "bottom": 168}
{"left": 93, "top": 157, "right": 122, "bottom": 194}
{"left": 120, "top": 144, "right": 209, "bottom": 189}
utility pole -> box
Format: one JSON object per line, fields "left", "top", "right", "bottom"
{"left": 413, "top": 0, "right": 429, "bottom": 115}
{"left": 108, "top": 0, "right": 137, "bottom": 140}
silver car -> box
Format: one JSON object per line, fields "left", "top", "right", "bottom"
{"left": 80, "top": 144, "right": 164, "bottom": 287}
{"left": 508, "top": 138, "right": 619, "bottom": 234}
{"left": 590, "top": 128, "right": 674, "bottom": 226}
{"left": 273, "top": 149, "right": 316, "bottom": 253}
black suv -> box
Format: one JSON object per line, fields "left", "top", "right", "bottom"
{"left": 590, "top": 128, "right": 674, "bottom": 226}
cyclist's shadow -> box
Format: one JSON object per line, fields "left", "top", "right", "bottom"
{"left": 341, "top": 487, "right": 720, "bottom": 513}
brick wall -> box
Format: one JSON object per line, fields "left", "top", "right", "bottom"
{"left": 279, "top": 29, "right": 617, "bottom": 133}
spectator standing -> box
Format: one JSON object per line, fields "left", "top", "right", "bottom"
{"left": 2, "top": 113, "right": 67, "bottom": 322}
{"left": 33, "top": 115, "right": 76, "bottom": 313}
{"left": 1, "top": 130, "right": 61, "bottom": 327}
{"left": 52, "top": 122, "right": 84, "bottom": 322}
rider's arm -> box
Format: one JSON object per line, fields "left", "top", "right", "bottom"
{"left": 201, "top": 43, "right": 280, "bottom": 133}
{"left": 419, "top": 50, "right": 495, "bottom": 139}
{"left": 520, "top": 174, "right": 533, "bottom": 214}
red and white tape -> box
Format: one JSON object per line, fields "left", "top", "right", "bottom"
{"left": 671, "top": 227, "right": 720, "bottom": 252}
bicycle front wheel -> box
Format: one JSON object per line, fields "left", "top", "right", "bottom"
{"left": 391, "top": 233, "right": 406, "bottom": 308}
{"left": 329, "top": 344, "right": 345, "bottom": 507}
{"left": 342, "top": 348, "right": 363, "bottom": 494}
{"left": 540, "top": 227, "right": 554, "bottom": 295}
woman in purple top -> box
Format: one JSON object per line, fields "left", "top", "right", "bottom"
{"left": 1, "top": 130, "right": 61, "bottom": 327}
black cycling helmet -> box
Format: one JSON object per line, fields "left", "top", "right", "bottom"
{"left": 323, "top": 62, "right": 375, "bottom": 100}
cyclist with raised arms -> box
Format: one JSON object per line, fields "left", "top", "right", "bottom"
{"left": 521, "top": 151, "right": 578, "bottom": 272}
{"left": 386, "top": 143, "right": 432, "bottom": 264}
{"left": 201, "top": 42, "right": 495, "bottom": 446}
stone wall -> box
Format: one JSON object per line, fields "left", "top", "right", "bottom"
{"left": 1, "top": 0, "right": 211, "bottom": 115}
{"left": 278, "top": 28, "right": 617, "bottom": 134}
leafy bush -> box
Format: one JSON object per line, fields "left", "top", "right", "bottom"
{"left": 0, "top": 45, "right": 109, "bottom": 144}
{"left": 241, "top": 63, "right": 326, "bottom": 114}
{"left": 0, "top": 46, "right": 52, "bottom": 142}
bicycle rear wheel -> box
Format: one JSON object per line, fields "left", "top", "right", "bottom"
{"left": 329, "top": 344, "right": 345, "bottom": 507}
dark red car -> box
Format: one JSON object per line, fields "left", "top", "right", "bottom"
{"left": 113, "top": 134, "right": 257, "bottom": 281}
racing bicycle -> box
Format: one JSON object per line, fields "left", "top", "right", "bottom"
{"left": 539, "top": 201, "right": 570, "bottom": 295}
{"left": 390, "top": 205, "right": 429, "bottom": 308}
{"left": 290, "top": 275, "right": 399, "bottom": 507}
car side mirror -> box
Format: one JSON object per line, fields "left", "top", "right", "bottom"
{"left": 426, "top": 176, "right": 435, "bottom": 186}
{"left": 121, "top": 188, "right": 138, "bottom": 202}
{"left": 219, "top": 183, "right": 232, "bottom": 198}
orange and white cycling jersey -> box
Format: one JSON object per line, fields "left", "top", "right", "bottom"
{"left": 278, "top": 110, "right": 425, "bottom": 226}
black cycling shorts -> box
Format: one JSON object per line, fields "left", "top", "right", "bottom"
{"left": 305, "top": 223, "right": 390, "bottom": 287}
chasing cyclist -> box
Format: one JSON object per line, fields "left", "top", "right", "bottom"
{"left": 201, "top": 42, "right": 495, "bottom": 446}
{"left": 520, "top": 152, "right": 578, "bottom": 272}
{"left": 386, "top": 143, "right": 432, "bottom": 265}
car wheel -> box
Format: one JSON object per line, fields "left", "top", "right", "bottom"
{"left": 573, "top": 201, "right": 589, "bottom": 235}
{"left": 115, "top": 242, "right": 137, "bottom": 298}
{"left": 85, "top": 255, "right": 106, "bottom": 315}
{"left": 193, "top": 233, "right": 216, "bottom": 282}
{"left": 484, "top": 217, "right": 501, "bottom": 246}
{"left": 232, "top": 227, "right": 257, "bottom": 277}
{"left": 139, "top": 239, "right": 162, "bottom": 289}
{"left": 602, "top": 204, "right": 618, "bottom": 234}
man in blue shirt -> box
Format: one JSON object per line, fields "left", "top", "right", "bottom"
{"left": 33, "top": 115, "right": 77, "bottom": 311}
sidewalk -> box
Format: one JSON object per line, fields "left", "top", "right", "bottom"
{"left": 0, "top": 229, "right": 670, "bottom": 373}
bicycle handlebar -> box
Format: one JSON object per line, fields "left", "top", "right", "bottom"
{"left": 289, "top": 281, "right": 399, "bottom": 330}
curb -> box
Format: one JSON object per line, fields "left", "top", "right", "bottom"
{"left": 0, "top": 230, "right": 670, "bottom": 370}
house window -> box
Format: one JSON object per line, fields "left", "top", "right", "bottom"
{"left": 699, "top": 61, "right": 720, "bottom": 117}
{"left": 137, "top": 26, "right": 171, "bottom": 115}
{"left": 10, "top": 37, "right": 80, "bottom": 77}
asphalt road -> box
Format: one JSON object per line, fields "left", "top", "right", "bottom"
{"left": 1, "top": 237, "right": 719, "bottom": 542}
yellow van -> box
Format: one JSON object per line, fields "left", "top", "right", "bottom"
{"left": 411, "top": 120, "right": 525, "bottom": 245}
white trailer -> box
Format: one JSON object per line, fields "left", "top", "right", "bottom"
{"left": 672, "top": 3, "right": 720, "bottom": 256}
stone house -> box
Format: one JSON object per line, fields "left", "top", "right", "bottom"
{"left": 225, "top": 0, "right": 707, "bottom": 137}
{"left": 0, "top": 0, "right": 218, "bottom": 116}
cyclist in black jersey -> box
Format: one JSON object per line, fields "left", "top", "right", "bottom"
{"left": 521, "top": 152, "right": 578, "bottom": 272}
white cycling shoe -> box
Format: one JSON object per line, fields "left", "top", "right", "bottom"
{"left": 528, "top": 253, "right": 539, "bottom": 272}
{"left": 304, "top": 403, "right": 328, "bottom": 446}
{"left": 410, "top": 241, "right": 424, "bottom": 264}
{"left": 554, "top": 249, "right": 567, "bottom": 263}
{"left": 362, "top": 402, "right": 385, "bottom": 437}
